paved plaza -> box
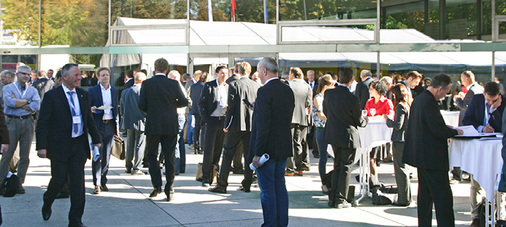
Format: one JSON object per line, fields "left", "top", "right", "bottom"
{"left": 0, "top": 141, "right": 475, "bottom": 226}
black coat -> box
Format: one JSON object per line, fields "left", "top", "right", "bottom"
{"left": 190, "top": 81, "right": 205, "bottom": 115}
{"left": 138, "top": 74, "right": 188, "bottom": 135}
{"left": 403, "top": 90, "right": 458, "bottom": 171}
{"left": 249, "top": 79, "right": 295, "bottom": 161}
{"left": 355, "top": 77, "right": 373, "bottom": 109}
{"left": 323, "top": 85, "right": 367, "bottom": 149}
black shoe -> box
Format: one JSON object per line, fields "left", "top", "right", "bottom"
{"left": 42, "top": 203, "right": 52, "bottom": 221}
{"left": 125, "top": 169, "right": 132, "bottom": 174}
{"left": 149, "top": 187, "right": 162, "bottom": 198}
{"left": 18, "top": 184, "right": 26, "bottom": 194}
{"left": 208, "top": 186, "right": 227, "bottom": 193}
{"left": 166, "top": 192, "right": 174, "bottom": 202}
{"left": 100, "top": 184, "right": 109, "bottom": 192}
{"left": 327, "top": 200, "right": 336, "bottom": 208}
{"left": 238, "top": 185, "right": 250, "bottom": 193}
{"left": 56, "top": 192, "right": 70, "bottom": 199}
{"left": 233, "top": 169, "right": 245, "bottom": 174}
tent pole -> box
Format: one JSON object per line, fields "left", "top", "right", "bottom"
{"left": 492, "top": 51, "right": 495, "bottom": 82}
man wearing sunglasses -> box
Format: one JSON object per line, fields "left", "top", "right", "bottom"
{"left": 0, "top": 65, "right": 40, "bottom": 194}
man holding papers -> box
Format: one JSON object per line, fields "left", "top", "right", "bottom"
{"left": 461, "top": 81, "right": 506, "bottom": 226}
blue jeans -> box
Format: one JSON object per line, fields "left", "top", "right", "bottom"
{"left": 315, "top": 129, "right": 328, "bottom": 183}
{"left": 256, "top": 159, "right": 289, "bottom": 227}
{"left": 174, "top": 114, "right": 186, "bottom": 173}
{"left": 187, "top": 114, "right": 194, "bottom": 145}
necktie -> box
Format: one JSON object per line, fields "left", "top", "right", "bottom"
{"left": 484, "top": 104, "right": 491, "bottom": 127}
{"left": 67, "top": 91, "right": 79, "bottom": 134}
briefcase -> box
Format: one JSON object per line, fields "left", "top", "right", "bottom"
{"left": 111, "top": 135, "right": 125, "bottom": 160}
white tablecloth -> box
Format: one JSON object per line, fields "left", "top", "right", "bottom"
{"left": 441, "top": 110, "right": 460, "bottom": 127}
{"left": 449, "top": 138, "right": 503, "bottom": 201}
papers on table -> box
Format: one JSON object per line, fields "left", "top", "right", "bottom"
{"left": 454, "top": 125, "right": 501, "bottom": 138}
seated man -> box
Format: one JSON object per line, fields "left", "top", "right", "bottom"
{"left": 462, "top": 81, "right": 506, "bottom": 226}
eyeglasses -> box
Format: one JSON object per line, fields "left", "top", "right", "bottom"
{"left": 17, "top": 72, "right": 29, "bottom": 76}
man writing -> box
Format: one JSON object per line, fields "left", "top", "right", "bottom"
{"left": 250, "top": 57, "right": 294, "bottom": 227}
{"left": 37, "top": 63, "right": 101, "bottom": 227}
{"left": 403, "top": 74, "right": 463, "bottom": 227}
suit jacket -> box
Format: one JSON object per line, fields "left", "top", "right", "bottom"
{"left": 309, "top": 80, "right": 318, "bottom": 97}
{"left": 0, "top": 104, "right": 9, "bottom": 144}
{"left": 249, "top": 79, "right": 295, "bottom": 161}
{"left": 323, "top": 85, "right": 368, "bottom": 149}
{"left": 32, "top": 77, "right": 55, "bottom": 101}
{"left": 286, "top": 79, "right": 312, "bottom": 126}
{"left": 224, "top": 76, "right": 260, "bottom": 132}
{"left": 190, "top": 81, "right": 204, "bottom": 115}
{"left": 462, "top": 94, "right": 506, "bottom": 132}
{"left": 198, "top": 79, "right": 228, "bottom": 123}
{"left": 386, "top": 103, "right": 409, "bottom": 142}
{"left": 355, "top": 77, "right": 373, "bottom": 109}
{"left": 119, "top": 84, "right": 145, "bottom": 131}
{"left": 88, "top": 84, "right": 119, "bottom": 133}
{"left": 403, "top": 90, "right": 459, "bottom": 171}
{"left": 226, "top": 74, "right": 240, "bottom": 84}
{"left": 138, "top": 74, "right": 188, "bottom": 135}
{"left": 500, "top": 108, "right": 506, "bottom": 191}
{"left": 124, "top": 78, "right": 134, "bottom": 90}
{"left": 36, "top": 86, "right": 101, "bottom": 160}
{"left": 456, "top": 82, "right": 484, "bottom": 125}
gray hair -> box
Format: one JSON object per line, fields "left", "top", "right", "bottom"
{"left": 258, "top": 57, "right": 278, "bottom": 74}
{"left": 380, "top": 76, "right": 393, "bottom": 85}
{"left": 16, "top": 65, "right": 31, "bottom": 73}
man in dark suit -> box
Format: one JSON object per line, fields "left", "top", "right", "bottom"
{"left": 462, "top": 81, "right": 505, "bottom": 226}
{"left": 209, "top": 61, "right": 260, "bottom": 193}
{"left": 400, "top": 71, "right": 423, "bottom": 97}
{"left": 88, "top": 67, "right": 118, "bottom": 194}
{"left": 306, "top": 70, "right": 319, "bottom": 158}
{"left": 323, "top": 67, "right": 368, "bottom": 209}
{"left": 285, "top": 67, "right": 312, "bottom": 176}
{"left": 250, "top": 57, "right": 294, "bottom": 227}
{"left": 120, "top": 72, "right": 147, "bottom": 175}
{"left": 138, "top": 58, "right": 188, "bottom": 201}
{"left": 403, "top": 74, "right": 463, "bottom": 227}
{"left": 225, "top": 65, "right": 244, "bottom": 174}
{"left": 0, "top": 99, "right": 9, "bottom": 225}
{"left": 198, "top": 66, "right": 229, "bottom": 187}
{"left": 190, "top": 72, "right": 206, "bottom": 154}
{"left": 37, "top": 63, "right": 101, "bottom": 227}
{"left": 124, "top": 70, "right": 135, "bottom": 90}
{"left": 354, "top": 69, "right": 373, "bottom": 109}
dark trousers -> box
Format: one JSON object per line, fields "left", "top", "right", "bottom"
{"left": 329, "top": 146, "right": 355, "bottom": 203}
{"left": 417, "top": 168, "right": 455, "bottom": 227}
{"left": 202, "top": 117, "right": 225, "bottom": 183}
{"left": 146, "top": 134, "right": 177, "bottom": 196}
{"left": 287, "top": 124, "right": 309, "bottom": 172}
{"left": 392, "top": 141, "right": 411, "bottom": 205}
{"left": 193, "top": 115, "right": 202, "bottom": 151}
{"left": 43, "top": 135, "right": 87, "bottom": 225}
{"left": 92, "top": 121, "right": 115, "bottom": 186}
{"left": 232, "top": 142, "right": 244, "bottom": 172}
{"left": 217, "top": 131, "right": 253, "bottom": 189}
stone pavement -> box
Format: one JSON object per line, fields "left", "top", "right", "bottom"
{"left": 0, "top": 142, "right": 474, "bottom": 226}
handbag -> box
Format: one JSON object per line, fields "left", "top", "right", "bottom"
{"left": 111, "top": 135, "right": 125, "bottom": 160}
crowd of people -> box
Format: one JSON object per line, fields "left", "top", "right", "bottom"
{"left": 0, "top": 59, "right": 504, "bottom": 227}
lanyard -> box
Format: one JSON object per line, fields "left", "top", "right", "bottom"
{"left": 14, "top": 82, "right": 27, "bottom": 99}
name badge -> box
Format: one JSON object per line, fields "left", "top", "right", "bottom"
{"left": 73, "top": 115, "right": 82, "bottom": 124}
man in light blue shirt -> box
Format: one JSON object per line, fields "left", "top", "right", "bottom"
{"left": 0, "top": 65, "right": 40, "bottom": 194}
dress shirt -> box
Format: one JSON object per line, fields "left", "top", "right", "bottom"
{"left": 100, "top": 83, "right": 113, "bottom": 120}
{"left": 477, "top": 99, "right": 497, "bottom": 132}
{"left": 3, "top": 81, "right": 40, "bottom": 116}
{"left": 210, "top": 80, "right": 228, "bottom": 117}
{"left": 62, "top": 84, "right": 84, "bottom": 137}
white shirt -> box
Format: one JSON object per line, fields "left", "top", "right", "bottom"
{"left": 62, "top": 84, "right": 83, "bottom": 137}
{"left": 100, "top": 83, "right": 113, "bottom": 120}
{"left": 210, "top": 80, "right": 229, "bottom": 117}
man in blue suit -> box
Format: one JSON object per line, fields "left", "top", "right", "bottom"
{"left": 250, "top": 57, "right": 295, "bottom": 227}
{"left": 88, "top": 67, "right": 118, "bottom": 194}
{"left": 462, "top": 81, "right": 506, "bottom": 226}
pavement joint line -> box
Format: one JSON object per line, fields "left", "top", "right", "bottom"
{"left": 109, "top": 169, "right": 185, "bottom": 226}
{"left": 355, "top": 206, "right": 409, "bottom": 226}
{"left": 180, "top": 217, "right": 263, "bottom": 226}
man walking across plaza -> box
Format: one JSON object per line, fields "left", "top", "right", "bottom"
{"left": 37, "top": 63, "right": 101, "bottom": 227}
{"left": 0, "top": 65, "right": 40, "bottom": 194}
{"left": 88, "top": 67, "right": 118, "bottom": 194}
{"left": 120, "top": 72, "right": 147, "bottom": 175}
{"left": 209, "top": 61, "right": 260, "bottom": 193}
{"left": 403, "top": 74, "right": 463, "bottom": 227}
{"left": 139, "top": 58, "right": 188, "bottom": 201}
{"left": 250, "top": 57, "right": 294, "bottom": 227}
